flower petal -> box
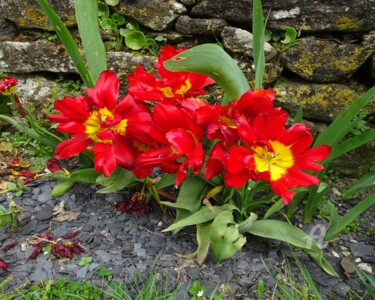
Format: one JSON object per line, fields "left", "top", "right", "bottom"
{"left": 87, "top": 70, "right": 119, "bottom": 110}
{"left": 54, "top": 134, "right": 92, "bottom": 159}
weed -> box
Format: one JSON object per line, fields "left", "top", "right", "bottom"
{"left": 97, "top": 1, "right": 167, "bottom": 53}
{"left": 79, "top": 256, "right": 93, "bottom": 267}
{"left": 265, "top": 26, "right": 300, "bottom": 51}
{"left": 41, "top": 31, "right": 58, "bottom": 42}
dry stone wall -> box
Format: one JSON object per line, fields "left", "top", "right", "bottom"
{"left": 0, "top": 0, "right": 374, "bottom": 122}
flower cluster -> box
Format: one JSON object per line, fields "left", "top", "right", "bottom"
{"left": 49, "top": 45, "right": 330, "bottom": 205}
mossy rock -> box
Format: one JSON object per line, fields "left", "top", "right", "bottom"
{"left": 274, "top": 80, "right": 374, "bottom": 122}
{"left": 1, "top": 0, "right": 76, "bottom": 30}
{"left": 281, "top": 38, "right": 373, "bottom": 82}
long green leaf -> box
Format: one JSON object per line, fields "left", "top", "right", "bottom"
{"left": 210, "top": 211, "right": 246, "bottom": 262}
{"left": 330, "top": 129, "right": 375, "bottom": 160}
{"left": 246, "top": 220, "right": 338, "bottom": 276}
{"left": 180, "top": 223, "right": 212, "bottom": 266}
{"left": 302, "top": 182, "right": 329, "bottom": 224}
{"left": 342, "top": 171, "right": 375, "bottom": 198}
{"left": 325, "top": 193, "right": 375, "bottom": 241}
{"left": 96, "top": 168, "right": 138, "bottom": 193}
{"left": 252, "top": 0, "right": 265, "bottom": 89}
{"left": 162, "top": 204, "right": 238, "bottom": 232}
{"left": 51, "top": 179, "right": 75, "bottom": 197}
{"left": 172, "top": 176, "right": 212, "bottom": 232}
{"left": 37, "top": 0, "right": 94, "bottom": 87}
{"left": 75, "top": 0, "right": 107, "bottom": 83}
{"left": 163, "top": 44, "right": 250, "bottom": 100}
{"left": 47, "top": 168, "right": 101, "bottom": 184}
{"left": 314, "top": 86, "right": 375, "bottom": 147}
{"left": 0, "top": 115, "right": 58, "bottom": 148}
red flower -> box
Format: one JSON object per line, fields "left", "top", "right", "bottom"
{"left": 128, "top": 45, "right": 215, "bottom": 104}
{"left": 48, "top": 70, "right": 153, "bottom": 176}
{"left": 133, "top": 103, "right": 204, "bottom": 186}
{"left": 196, "top": 89, "right": 276, "bottom": 147}
{"left": 224, "top": 109, "right": 331, "bottom": 205}
{"left": 0, "top": 258, "right": 9, "bottom": 272}
{"left": 0, "top": 76, "right": 18, "bottom": 95}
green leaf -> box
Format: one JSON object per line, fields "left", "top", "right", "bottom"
{"left": 79, "top": 256, "right": 93, "bottom": 267}
{"left": 330, "top": 129, "right": 375, "bottom": 160}
{"left": 98, "top": 266, "right": 112, "bottom": 277}
{"left": 281, "top": 26, "right": 298, "bottom": 44}
{"left": 105, "top": 0, "right": 119, "bottom": 7}
{"left": 75, "top": 0, "right": 107, "bottom": 83}
{"left": 100, "top": 18, "right": 117, "bottom": 30}
{"left": 175, "top": 176, "right": 210, "bottom": 213}
{"left": 37, "top": 0, "right": 93, "bottom": 87}
{"left": 0, "top": 206, "right": 13, "bottom": 229}
{"left": 178, "top": 223, "right": 212, "bottom": 266}
{"left": 111, "top": 13, "right": 125, "bottom": 25}
{"left": 163, "top": 44, "right": 250, "bottom": 101}
{"left": 172, "top": 176, "right": 212, "bottom": 231}
{"left": 210, "top": 211, "right": 246, "bottom": 262}
{"left": 46, "top": 168, "right": 101, "bottom": 184}
{"left": 51, "top": 179, "right": 75, "bottom": 197}
{"left": 97, "top": 2, "right": 109, "bottom": 18}
{"left": 246, "top": 220, "right": 338, "bottom": 277}
{"left": 0, "top": 115, "right": 58, "bottom": 148}
{"left": 325, "top": 193, "right": 375, "bottom": 241}
{"left": 162, "top": 204, "right": 238, "bottom": 232}
{"left": 96, "top": 168, "right": 138, "bottom": 193}
{"left": 314, "top": 86, "right": 375, "bottom": 148}
{"left": 125, "top": 31, "right": 147, "bottom": 50}
{"left": 342, "top": 171, "right": 375, "bottom": 198}
{"left": 263, "top": 199, "right": 284, "bottom": 219}
{"left": 302, "top": 181, "right": 329, "bottom": 224}
{"left": 154, "top": 173, "right": 176, "bottom": 190}
{"left": 119, "top": 28, "right": 132, "bottom": 37}
{"left": 252, "top": 0, "right": 266, "bottom": 89}
{"left": 325, "top": 200, "right": 340, "bottom": 240}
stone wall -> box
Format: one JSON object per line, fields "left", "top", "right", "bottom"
{"left": 0, "top": 0, "right": 374, "bottom": 123}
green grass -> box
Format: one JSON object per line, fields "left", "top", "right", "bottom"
{"left": 258, "top": 250, "right": 373, "bottom": 300}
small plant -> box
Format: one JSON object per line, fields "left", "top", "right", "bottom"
{"left": 79, "top": 256, "right": 93, "bottom": 267}
{"left": 98, "top": 1, "right": 167, "bottom": 52}
{"left": 265, "top": 26, "right": 300, "bottom": 51}
{"left": 0, "top": 197, "right": 21, "bottom": 229}
{"left": 350, "top": 109, "right": 370, "bottom": 136}
{"left": 98, "top": 266, "right": 113, "bottom": 281}
{"left": 26, "top": 278, "right": 102, "bottom": 300}
{"left": 5, "top": 179, "right": 27, "bottom": 197}
{"left": 41, "top": 31, "right": 58, "bottom": 42}
{"left": 189, "top": 280, "right": 222, "bottom": 300}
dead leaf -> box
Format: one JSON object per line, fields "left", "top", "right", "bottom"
{"left": 0, "top": 142, "right": 13, "bottom": 152}
{"left": 341, "top": 256, "right": 356, "bottom": 278}
{"left": 52, "top": 201, "right": 80, "bottom": 222}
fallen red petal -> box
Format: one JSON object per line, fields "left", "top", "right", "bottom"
{"left": 47, "top": 159, "right": 62, "bottom": 172}
{"left": 0, "top": 258, "right": 9, "bottom": 272}
{"left": 2, "top": 241, "right": 18, "bottom": 252}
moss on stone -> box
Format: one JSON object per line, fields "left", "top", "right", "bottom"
{"left": 336, "top": 16, "right": 361, "bottom": 31}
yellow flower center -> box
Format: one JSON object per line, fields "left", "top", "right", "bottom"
{"left": 84, "top": 107, "right": 128, "bottom": 143}
{"left": 253, "top": 140, "right": 294, "bottom": 181}
{"left": 219, "top": 115, "right": 236, "bottom": 128}
{"left": 158, "top": 79, "right": 192, "bottom": 98}
{"left": 175, "top": 79, "right": 192, "bottom": 95}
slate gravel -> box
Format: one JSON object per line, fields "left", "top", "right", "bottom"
{"left": 0, "top": 179, "right": 374, "bottom": 299}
